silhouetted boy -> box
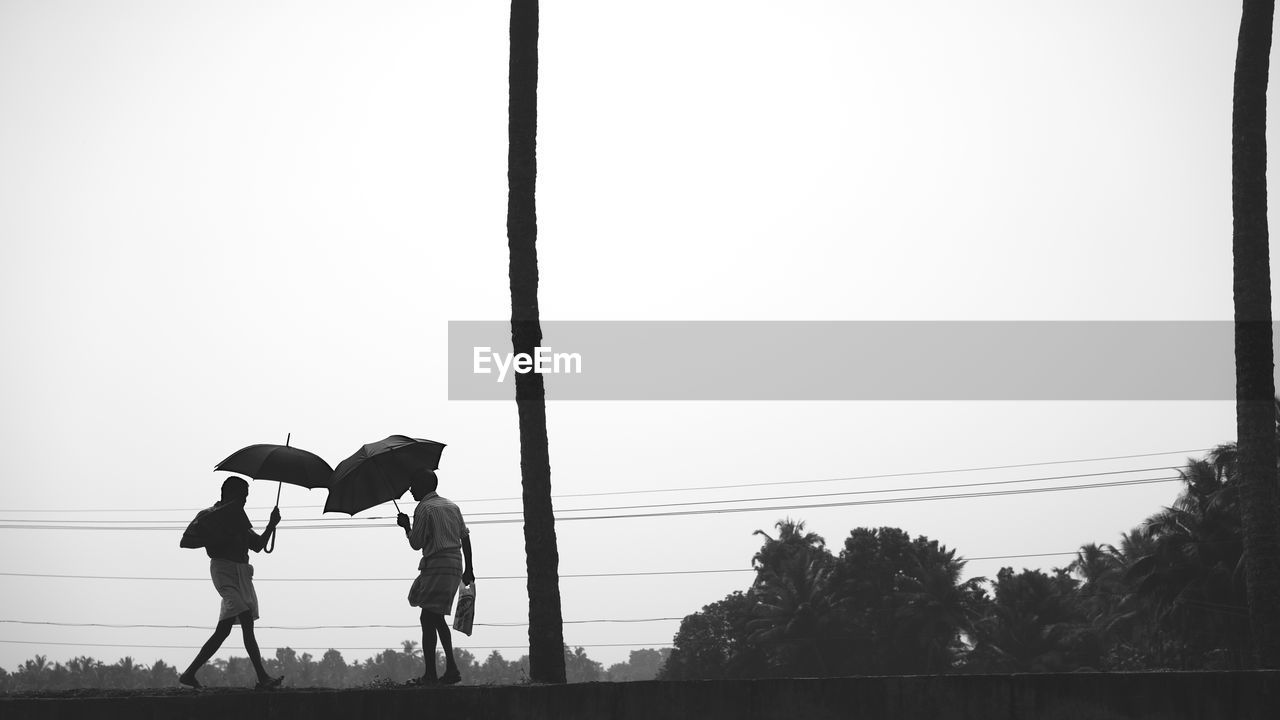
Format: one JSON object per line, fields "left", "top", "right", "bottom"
{"left": 397, "top": 468, "right": 475, "bottom": 684}
{"left": 179, "top": 476, "right": 283, "bottom": 690}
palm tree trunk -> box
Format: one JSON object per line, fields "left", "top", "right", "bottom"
{"left": 508, "top": 0, "right": 566, "bottom": 683}
{"left": 1232, "top": 0, "right": 1280, "bottom": 669}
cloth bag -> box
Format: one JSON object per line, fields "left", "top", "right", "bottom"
{"left": 452, "top": 583, "right": 475, "bottom": 636}
{"left": 179, "top": 506, "right": 219, "bottom": 549}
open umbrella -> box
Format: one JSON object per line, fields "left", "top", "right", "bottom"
{"left": 323, "top": 435, "right": 446, "bottom": 515}
{"left": 215, "top": 433, "right": 334, "bottom": 551}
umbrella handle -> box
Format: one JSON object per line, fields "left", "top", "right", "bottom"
{"left": 264, "top": 481, "right": 282, "bottom": 554}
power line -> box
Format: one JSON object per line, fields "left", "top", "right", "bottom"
{"left": 0, "top": 618, "right": 684, "bottom": 630}
{"left": 965, "top": 552, "right": 1078, "bottom": 562}
{"left": 0, "top": 568, "right": 747, "bottom": 579}
{"left": 488, "top": 467, "right": 1176, "bottom": 517}
{"left": 1, "top": 466, "right": 1177, "bottom": 526}
{"left": 0, "top": 552, "right": 1081, "bottom": 583}
{"left": 523, "top": 449, "right": 1197, "bottom": 500}
{"left": 1, "top": 597, "right": 1245, "bottom": 634}
{"left": 0, "top": 447, "right": 1210, "bottom": 514}
{"left": 0, "top": 605, "right": 1250, "bottom": 653}
{"left": 0, "top": 475, "right": 1183, "bottom": 532}
{"left": 0, "top": 639, "right": 670, "bottom": 651}
{"left": 519, "top": 476, "right": 1180, "bottom": 524}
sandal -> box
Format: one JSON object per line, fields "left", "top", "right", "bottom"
{"left": 255, "top": 676, "right": 283, "bottom": 691}
{"left": 178, "top": 672, "right": 202, "bottom": 689}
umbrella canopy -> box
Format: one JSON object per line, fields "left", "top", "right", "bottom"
{"left": 215, "top": 444, "right": 335, "bottom": 490}
{"left": 324, "top": 435, "right": 446, "bottom": 515}
{"left": 215, "top": 438, "right": 333, "bottom": 554}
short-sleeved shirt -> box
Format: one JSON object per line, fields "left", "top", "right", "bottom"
{"left": 410, "top": 492, "right": 468, "bottom": 558}
{"left": 203, "top": 504, "right": 254, "bottom": 564}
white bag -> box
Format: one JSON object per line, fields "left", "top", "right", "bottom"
{"left": 453, "top": 583, "right": 475, "bottom": 636}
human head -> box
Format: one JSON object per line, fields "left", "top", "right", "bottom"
{"left": 409, "top": 468, "right": 439, "bottom": 501}
{"left": 221, "top": 476, "right": 250, "bottom": 505}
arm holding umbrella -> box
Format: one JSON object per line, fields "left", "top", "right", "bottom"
{"left": 397, "top": 507, "right": 426, "bottom": 549}
{"left": 396, "top": 510, "right": 413, "bottom": 536}
{"left": 215, "top": 434, "right": 333, "bottom": 553}
{"left": 247, "top": 507, "right": 282, "bottom": 552}
{"left": 208, "top": 502, "right": 280, "bottom": 552}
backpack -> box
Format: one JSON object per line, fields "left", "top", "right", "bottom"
{"left": 179, "top": 506, "right": 219, "bottom": 549}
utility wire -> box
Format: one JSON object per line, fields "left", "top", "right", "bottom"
{"left": 0, "top": 602, "right": 1249, "bottom": 652}
{"left": 0, "top": 618, "right": 683, "bottom": 630}
{"left": 0, "top": 639, "right": 670, "bottom": 651}
{"left": 0, "top": 568, "right": 747, "bottom": 579}
{"left": 0, "top": 552, "right": 1080, "bottom": 583}
{"left": 0, "top": 476, "right": 1183, "bottom": 532}
{"left": 1, "top": 596, "right": 1245, "bottom": 633}
{"left": 0, "top": 448, "right": 1209, "bottom": 514}
{"left": 521, "top": 476, "right": 1179, "bottom": 524}
{"left": 474, "top": 467, "right": 1175, "bottom": 516}
{"left": 0, "top": 466, "right": 1178, "bottom": 525}
{"left": 2, "top": 592, "right": 1248, "bottom": 641}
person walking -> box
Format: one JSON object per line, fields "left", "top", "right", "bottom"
{"left": 179, "top": 476, "right": 283, "bottom": 690}
{"left": 397, "top": 468, "right": 475, "bottom": 684}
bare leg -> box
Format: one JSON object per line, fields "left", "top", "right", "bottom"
{"left": 420, "top": 608, "right": 440, "bottom": 682}
{"left": 181, "top": 618, "right": 234, "bottom": 686}
{"left": 436, "top": 615, "right": 460, "bottom": 683}
{"left": 238, "top": 610, "right": 273, "bottom": 683}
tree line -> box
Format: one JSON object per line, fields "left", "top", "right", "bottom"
{"left": 2, "top": 438, "right": 1266, "bottom": 690}
{"left": 0, "top": 644, "right": 671, "bottom": 692}
{"left": 659, "top": 442, "right": 1263, "bottom": 679}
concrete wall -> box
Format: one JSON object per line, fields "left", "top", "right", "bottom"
{"left": 4, "top": 671, "right": 1279, "bottom": 720}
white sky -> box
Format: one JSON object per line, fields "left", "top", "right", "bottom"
{"left": 0, "top": 0, "right": 1273, "bottom": 673}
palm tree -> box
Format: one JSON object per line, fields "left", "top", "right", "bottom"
{"left": 1127, "top": 456, "right": 1252, "bottom": 668}
{"left": 748, "top": 520, "right": 834, "bottom": 675}
{"left": 747, "top": 554, "right": 833, "bottom": 676}
{"left": 1232, "top": 0, "right": 1280, "bottom": 668}
{"left": 508, "top": 0, "right": 565, "bottom": 684}
{"left": 968, "top": 568, "right": 1098, "bottom": 672}
{"left": 820, "top": 526, "right": 987, "bottom": 674}
{"left": 1069, "top": 542, "right": 1149, "bottom": 669}
{"left": 18, "top": 654, "right": 49, "bottom": 690}
{"left": 66, "top": 656, "right": 103, "bottom": 689}
{"left": 895, "top": 542, "right": 986, "bottom": 673}
{"left": 751, "top": 519, "right": 827, "bottom": 577}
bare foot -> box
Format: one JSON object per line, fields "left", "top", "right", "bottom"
{"left": 441, "top": 670, "right": 461, "bottom": 685}
{"left": 255, "top": 675, "right": 283, "bottom": 691}
{"left": 178, "top": 672, "right": 202, "bottom": 689}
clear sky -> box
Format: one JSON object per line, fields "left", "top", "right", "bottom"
{"left": 0, "top": 0, "right": 1274, "bottom": 673}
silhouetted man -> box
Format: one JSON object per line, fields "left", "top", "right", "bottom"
{"left": 179, "top": 476, "right": 283, "bottom": 690}
{"left": 397, "top": 468, "right": 475, "bottom": 684}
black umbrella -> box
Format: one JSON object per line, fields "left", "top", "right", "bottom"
{"left": 215, "top": 433, "right": 334, "bottom": 551}
{"left": 323, "top": 435, "right": 446, "bottom": 516}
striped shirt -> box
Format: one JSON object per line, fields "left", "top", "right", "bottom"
{"left": 409, "top": 492, "right": 469, "bottom": 559}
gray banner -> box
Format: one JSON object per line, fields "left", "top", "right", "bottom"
{"left": 447, "top": 321, "right": 1270, "bottom": 401}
